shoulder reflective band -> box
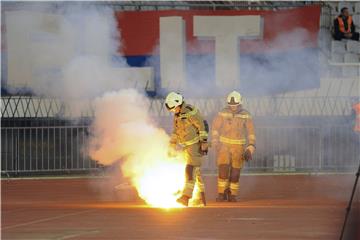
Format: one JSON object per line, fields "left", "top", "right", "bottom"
{"left": 219, "top": 112, "right": 232, "bottom": 118}
{"left": 219, "top": 136, "right": 246, "bottom": 145}
{"left": 180, "top": 108, "right": 198, "bottom": 118}
{"left": 180, "top": 136, "right": 200, "bottom": 146}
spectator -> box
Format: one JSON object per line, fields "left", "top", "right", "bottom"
{"left": 333, "top": 7, "right": 359, "bottom": 41}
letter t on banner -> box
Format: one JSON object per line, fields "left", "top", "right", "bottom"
{"left": 160, "top": 17, "right": 186, "bottom": 90}
{"left": 194, "top": 16, "right": 261, "bottom": 89}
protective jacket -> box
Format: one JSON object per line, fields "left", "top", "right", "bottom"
{"left": 170, "top": 103, "right": 208, "bottom": 147}
{"left": 212, "top": 107, "right": 255, "bottom": 147}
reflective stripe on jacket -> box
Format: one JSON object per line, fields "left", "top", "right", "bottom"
{"left": 212, "top": 107, "right": 256, "bottom": 146}
{"left": 170, "top": 103, "right": 208, "bottom": 146}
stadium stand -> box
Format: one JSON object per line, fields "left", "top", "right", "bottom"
{"left": 322, "top": 2, "right": 360, "bottom": 77}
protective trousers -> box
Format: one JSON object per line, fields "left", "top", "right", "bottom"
{"left": 182, "top": 165, "right": 205, "bottom": 198}
{"left": 217, "top": 144, "right": 244, "bottom": 196}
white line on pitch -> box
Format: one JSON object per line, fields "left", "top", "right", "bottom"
{"left": 2, "top": 209, "right": 96, "bottom": 230}
{"left": 227, "top": 217, "right": 265, "bottom": 221}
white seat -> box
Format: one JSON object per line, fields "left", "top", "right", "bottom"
{"left": 328, "top": 2, "right": 339, "bottom": 14}
{"left": 321, "top": 5, "right": 331, "bottom": 17}
{"left": 344, "top": 53, "right": 359, "bottom": 63}
{"left": 346, "top": 40, "right": 360, "bottom": 54}
{"left": 342, "top": 66, "right": 360, "bottom": 77}
{"left": 343, "top": 53, "right": 360, "bottom": 77}
{"left": 338, "top": 2, "right": 354, "bottom": 14}
{"left": 331, "top": 40, "right": 347, "bottom": 54}
{"left": 320, "top": 15, "right": 332, "bottom": 28}
{"left": 355, "top": 2, "right": 360, "bottom": 13}
{"left": 353, "top": 14, "right": 360, "bottom": 27}
{"left": 331, "top": 52, "right": 344, "bottom": 62}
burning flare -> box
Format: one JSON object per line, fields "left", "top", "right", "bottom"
{"left": 123, "top": 155, "right": 186, "bottom": 208}
{"left": 89, "top": 89, "right": 187, "bottom": 208}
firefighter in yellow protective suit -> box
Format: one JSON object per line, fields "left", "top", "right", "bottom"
{"left": 165, "top": 92, "right": 209, "bottom": 207}
{"left": 212, "top": 91, "right": 256, "bottom": 202}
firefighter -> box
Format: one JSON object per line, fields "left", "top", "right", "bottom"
{"left": 165, "top": 92, "right": 209, "bottom": 207}
{"left": 333, "top": 7, "right": 359, "bottom": 41}
{"left": 352, "top": 102, "right": 360, "bottom": 133}
{"left": 212, "top": 91, "right": 256, "bottom": 202}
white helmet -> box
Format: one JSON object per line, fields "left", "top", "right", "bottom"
{"left": 227, "top": 91, "right": 242, "bottom": 106}
{"left": 165, "top": 92, "right": 183, "bottom": 111}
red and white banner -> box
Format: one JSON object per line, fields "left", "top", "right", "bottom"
{"left": 116, "top": 5, "right": 321, "bottom": 56}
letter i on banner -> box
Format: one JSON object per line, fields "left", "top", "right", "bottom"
{"left": 160, "top": 17, "right": 187, "bottom": 91}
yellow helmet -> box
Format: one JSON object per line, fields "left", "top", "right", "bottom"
{"left": 165, "top": 92, "right": 183, "bottom": 111}
{"left": 227, "top": 91, "right": 242, "bottom": 106}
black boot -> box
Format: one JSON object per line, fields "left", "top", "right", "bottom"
{"left": 228, "top": 195, "right": 237, "bottom": 202}
{"left": 200, "top": 192, "right": 206, "bottom": 206}
{"left": 216, "top": 193, "right": 226, "bottom": 202}
{"left": 224, "top": 188, "right": 231, "bottom": 201}
{"left": 176, "top": 195, "right": 190, "bottom": 206}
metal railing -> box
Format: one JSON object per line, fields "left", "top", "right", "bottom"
{"left": 1, "top": 126, "right": 98, "bottom": 173}
{"left": 2, "top": 124, "right": 359, "bottom": 174}
{"left": 1, "top": 96, "right": 357, "bottom": 120}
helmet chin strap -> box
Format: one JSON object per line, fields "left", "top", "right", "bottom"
{"left": 229, "top": 104, "right": 242, "bottom": 113}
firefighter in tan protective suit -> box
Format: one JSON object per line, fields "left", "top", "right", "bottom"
{"left": 165, "top": 92, "right": 209, "bottom": 207}
{"left": 212, "top": 91, "right": 256, "bottom": 202}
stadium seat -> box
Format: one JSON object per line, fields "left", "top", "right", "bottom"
{"left": 331, "top": 40, "right": 347, "bottom": 54}
{"left": 331, "top": 52, "right": 344, "bottom": 62}
{"left": 346, "top": 40, "right": 360, "bottom": 54}
{"left": 321, "top": 5, "right": 331, "bottom": 15}
{"left": 343, "top": 53, "right": 360, "bottom": 77}
{"left": 338, "top": 2, "right": 354, "bottom": 14}
{"left": 344, "top": 53, "right": 360, "bottom": 62}
{"left": 353, "top": 14, "right": 360, "bottom": 27}
{"left": 328, "top": 2, "right": 338, "bottom": 15}
{"left": 320, "top": 14, "right": 331, "bottom": 28}
{"left": 355, "top": 2, "right": 360, "bottom": 13}
{"left": 318, "top": 28, "right": 332, "bottom": 53}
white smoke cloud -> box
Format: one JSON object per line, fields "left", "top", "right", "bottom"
{"left": 88, "top": 89, "right": 170, "bottom": 166}
{"left": 5, "top": 3, "right": 129, "bottom": 116}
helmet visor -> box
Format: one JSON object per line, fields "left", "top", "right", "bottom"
{"left": 165, "top": 102, "right": 176, "bottom": 112}
{"left": 227, "top": 96, "right": 240, "bottom": 106}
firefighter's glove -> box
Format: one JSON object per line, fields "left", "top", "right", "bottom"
{"left": 168, "top": 144, "right": 177, "bottom": 158}
{"left": 244, "top": 145, "right": 255, "bottom": 162}
{"left": 200, "top": 141, "right": 209, "bottom": 156}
